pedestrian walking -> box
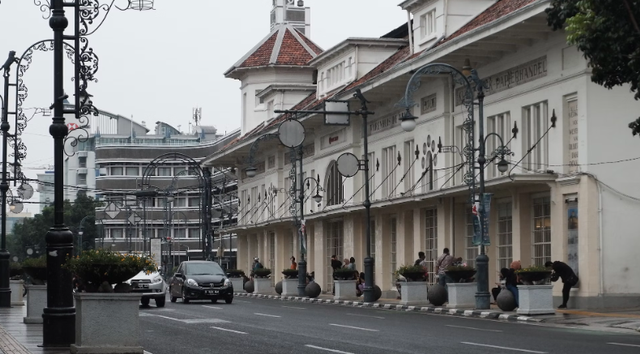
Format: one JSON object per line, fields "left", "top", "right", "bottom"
{"left": 546, "top": 261, "right": 579, "bottom": 309}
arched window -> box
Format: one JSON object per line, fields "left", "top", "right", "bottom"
{"left": 325, "top": 161, "right": 344, "bottom": 206}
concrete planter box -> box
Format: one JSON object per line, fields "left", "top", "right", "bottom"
{"left": 253, "top": 278, "right": 273, "bottom": 294}
{"left": 400, "top": 281, "right": 429, "bottom": 306}
{"left": 447, "top": 282, "right": 476, "bottom": 308}
{"left": 334, "top": 280, "right": 357, "bottom": 300}
{"left": 71, "top": 293, "right": 143, "bottom": 354}
{"left": 517, "top": 284, "right": 555, "bottom": 315}
{"left": 282, "top": 278, "right": 299, "bottom": 296}
{"left": 10, "top": 280, "right": 24, "bottom": 306}
{"left": 230, "top": 278, "right": 244, "bottom": 292}
{"left": 24, "top": 284, "right": 46, "bottom": 324}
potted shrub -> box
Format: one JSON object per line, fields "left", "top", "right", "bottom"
{"left": 397, "top": 264, "right": 427, "bottom": 282}
{"left": 281, "top": 269, "right": 299, "bottom": 296}
{"left": 514, "top": 265, "right": 554, "bottom": 315}
{"left": 515, "top": 265, "right": 552, "bottom": 285}
{"left": 445, "top": 264, "right": 477, "bottom": 283}
{"left": 22, "top": 255, "right": 47, "bottom": 285}
{"left": 9, "top": 262, "right": 22, "bottom": 279}
{"left": 226, "top": 269, "right": 246, "bottom": 278}
{"left": 65, "top": 249, "right": 156, "bottom": 354}
{"left": 333, "top": 267, "right": 357, "bottom": 280}
{"left": 282, "top": 269, "right": 298, "bottom": 279}
{"left": 253, "top": 268, "right": 271, "bottom": 279}
{"left": 64, "top": 249, "right": 156, "bottom": 292}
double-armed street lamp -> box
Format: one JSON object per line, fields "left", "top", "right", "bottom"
{"left": 245, "top": 118, "right": 323, "bottom": 297}
{"left": 271, "top": 89, "right": 416, "bottom": 302}
{"left": 40, "top": 0, "right": 154, "bottom": 346}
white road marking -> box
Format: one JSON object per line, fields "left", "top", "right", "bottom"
{"left": 202, "top": 305, "right": 222, "bottom": 310}
{"left": 608, "top": 342, "right": 640, "bottom": 348}
{"left": 234, "top": 300, "right": 252, "bottom": 303}
{"left": 329, "top": 323, "right": 379, "bottom": 332}
{"left": 139, "top": 313, "right": 229, "bottom": 324}
{"left": 305, "top": 344, "right": 354, "bottom": 354}
{"left": 346, "top": 313, "right": 385, "bottom": 320}
{"left": 211, "top": 326, "right": 247, "bottom": 335}
{"left": 461, "top": 342, "right": 546, "bottom": 353}
{"left": 446, "top": 324, "right": 503, "bottom": 332}
{"left": 144, "top": 351, "right": 153, "bottom": 354}
{"left": 254, "top": 312, "right": 281, "bottom": 318}
{"left": 281, "top": 305, "right": 306, "bottom": 310}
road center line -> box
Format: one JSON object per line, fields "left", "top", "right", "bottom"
{"left": 281, "top": 305, "right": 306, "bottom": 310}
{"left": 211, "top": 326, "right": 247, "bottom": 335}
{"left": 202, "top": 306, "right": 222, "bottom": 310}
{"left": 446, "top": 324, "right": 503, "bottom": 332}
{"left": 305, "top": 344, "right": 354, "bottom": 354}
{"left": 461, "top": 342, "right": 546, "bottom": 353}
{"left": 346, "top": 313, "right": 385, "bottom": 320}
{"left": 329, "top": 324, "right": 379, "bottom": 332}
{"left": 607, "top": 342, "right": 640, "bottom": 348}
{"left": 254, "top": 312, "right": 281, "bottom": 318}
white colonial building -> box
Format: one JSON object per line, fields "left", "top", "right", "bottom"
{"left": 204, "top": 0, "right": 640, "bottom": 308}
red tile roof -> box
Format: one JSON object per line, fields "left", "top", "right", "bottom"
{"left": 234, "top": 26, "right": 323, "bottom": 71}
{"left": 440, "top": 0, "right": 538, "bottom": 45}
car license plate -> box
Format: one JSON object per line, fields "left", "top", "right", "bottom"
{"left": 205, "top": 290, "right": 219, "bottom": 295}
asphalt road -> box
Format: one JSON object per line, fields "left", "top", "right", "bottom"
{"left": 138, "top": 296, "right": 640, "bottom": 354}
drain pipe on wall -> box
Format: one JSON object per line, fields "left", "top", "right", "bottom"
{"left": 406, "top": 9, "right": 413, "bottom": 54}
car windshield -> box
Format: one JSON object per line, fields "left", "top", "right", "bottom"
{"left": 185, "top": 263, "right": 225, "bottom": 276}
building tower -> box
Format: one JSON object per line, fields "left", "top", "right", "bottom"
{"left": 271, "top": 0, "right": 310, "bottom": 36}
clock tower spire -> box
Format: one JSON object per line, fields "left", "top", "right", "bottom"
{"left": 270, "top": 0, "right": 311, "bottom": 36}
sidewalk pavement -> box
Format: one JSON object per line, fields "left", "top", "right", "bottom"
{"left": 1, "top": 295, "right": 639, "bottom": 354}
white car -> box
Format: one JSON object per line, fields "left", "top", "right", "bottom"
{"left": 127, "top": 271, "right": 167, "bottom": 307}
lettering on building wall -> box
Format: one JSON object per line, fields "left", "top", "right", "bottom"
{"left": 267, "top": 155, "right": 276, "bottom": 169}
{"left": 566, "top": 203, "right": 579, "bottom": 279}
{"left": 367, "top": 110, "right": 403, "bottom": 136}
{"left": 320, "top": 128, "right": 346, "bottom": 150}
{"left": 284, "top": 143, "right": 315, "bottom": 163}
{"left": 455, "top": 56, "right": 548, "bottom": 105}
{"left": 567, "top": 99, "right": 579, "bottom": 172}
{"left": 421, "top": 94, "right": 437, "bottom": 114}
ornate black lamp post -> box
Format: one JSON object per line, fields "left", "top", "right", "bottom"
{"left": 41, "top": 0, "right": 154, "bottom": 346}
{"left": 398, "top": 61, "right": 521, "bottom": 309}
{"left": 273, "top": 89, "right": 415, "bottom": 302}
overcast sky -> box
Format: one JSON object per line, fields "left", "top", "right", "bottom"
{"left": 0, "top": 0, "right": 407, "bottom": 213}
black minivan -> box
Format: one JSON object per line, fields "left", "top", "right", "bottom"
{"left": 169, "top": 261, "right": 234, "bottom": 304}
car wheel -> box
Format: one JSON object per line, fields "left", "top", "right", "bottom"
{"left": 141, "top": 297, "right": 150, "bottom": 307}
{"left": 211, "top": 298, "right": 217, "bottom": 304}
{"left": 182, "top": 288, "right": 190, "bottom": 304}
{"left": 225, "top": 296, "right": 233, "bottom": 304}
{"left": 156, "top": 296, "right": 166, "bottom": 308}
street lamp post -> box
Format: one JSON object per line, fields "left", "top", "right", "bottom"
{"left": 274, "top": 89, "right": 415, "bottom": 302}
{"left": 42, "top": 0, "right": 154, "bottom": 346}
{"left": 0, "top": 51, "right": 18, "bottom": 308}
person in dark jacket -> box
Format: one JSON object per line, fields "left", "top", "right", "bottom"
{"left": 546, "top": 261, "right": 579, "bottom": 309}
{"left": 501, "top": 267, "right": 519, "bottom": 307}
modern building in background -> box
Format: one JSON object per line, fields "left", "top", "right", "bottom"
{"left": 204, "top": 0, "right": 640, "bottom": 308}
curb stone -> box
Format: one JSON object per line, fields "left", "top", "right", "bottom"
{"left": 234, "top": 292, "right": 544, "bottom": 323}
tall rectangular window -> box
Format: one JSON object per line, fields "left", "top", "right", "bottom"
{"left": 240, "top": 190, "right": 248, "bottom": 225}
{"left": 420, "top": 9, "right": 436, "bottom": 39}
{"left": 522, "top": 101, "right": 549, "bottom": 172}
{"left": 424, "top": 208, "right": 438, "bottom": 284}
{"left": 465, "top": 209, "right": 479, "bottom": 268}
{"left": 269, "top": 232, "right": 276, "bottom": 286}
{"left": 487, "top": 112, "right": 511, "bottom": 179}
{"left": 382, "top": 146, "right": 397, "bottom": 198}
{"left": 497, "top": 202, "right": 513, "bottom": 270}
{"left": 78, "top": 156, "right": 87, "bottom": 168}
{"left": 404, "top": 140, "right": 415, "bottom": 195}
{"left": 532, "top": 196, "right": 551, "bottom": 266}
{"left": 326, "top": 220, "right": 344, "bottom": 291}
{"left": 454, "top": 125, "right": 468, "bottom": 187}
{"left": 368, "top": 152, "right": 375, "bottom": 200}
{"left": 390, "top": 217, "right": 397, "bottom": 286}
{"left": 250, "top": 187, "right": 258, "bottom": 223}
{"left": 370, "top": 219, "right": 376, "bottom": 265}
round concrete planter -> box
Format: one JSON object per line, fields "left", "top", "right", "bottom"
{"left": 305, "top": 282, "right": 321, "bottom": 298}
{"left": 244, "top": 280, "right": 254, "bottom": 293}
{"left": 71, "top": 293, "right": 144, "bottom": 354}
{"left": 427, "top": 283, "right": 447, "bottom": 306}
{"left": 275, "top": 281, "right": 283, "bottom": 295}
{"left": 497, "top": 288, "right": 517, "bottom": 311}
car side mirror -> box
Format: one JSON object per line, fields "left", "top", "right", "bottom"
{"left": 174, "top": 273, "right": 183, "bottom": 278}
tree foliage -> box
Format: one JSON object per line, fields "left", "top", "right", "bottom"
{"left": 546, "top": 0, "right": 640, "bottom": 135}
{"left": 8, "top": 193, "right": 104, "bottom": 262}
